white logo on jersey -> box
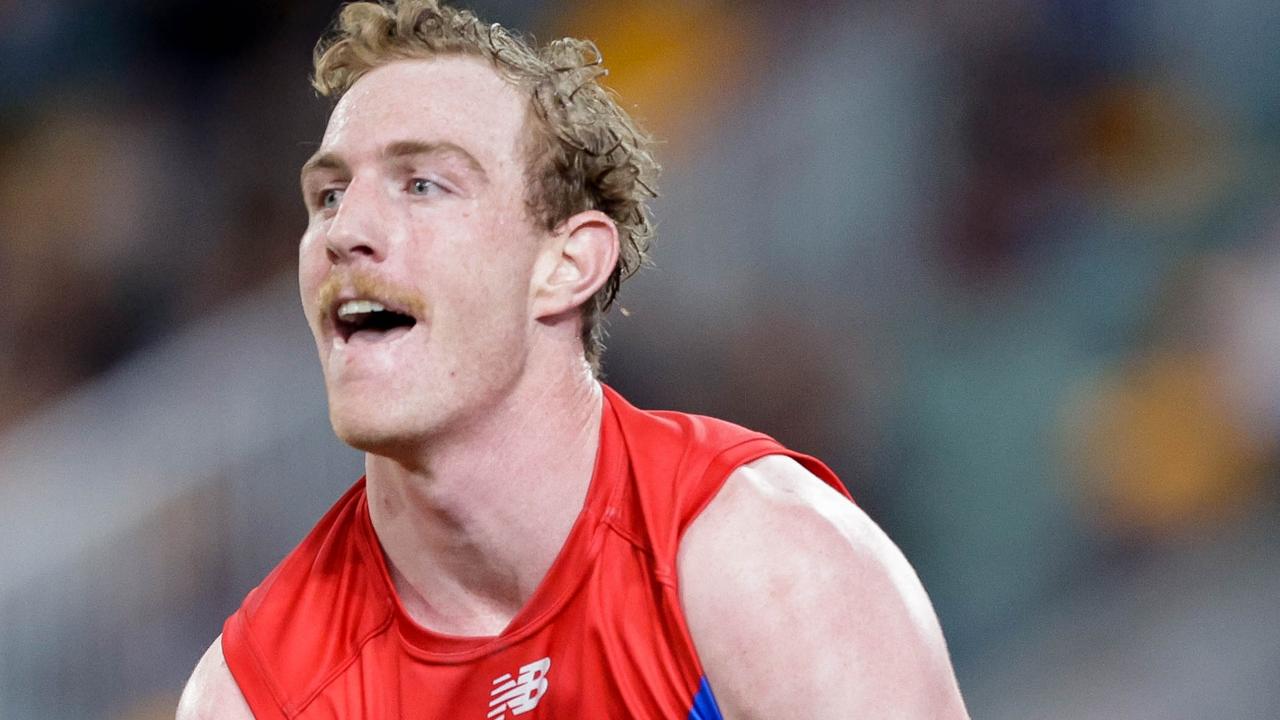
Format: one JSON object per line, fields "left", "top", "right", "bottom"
{"left": 488, "top": 657, "right": 551, "bottom": 718}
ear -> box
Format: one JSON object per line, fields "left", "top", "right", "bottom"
{"left": 530, "top": 210, "right": 620, "bottom": 321}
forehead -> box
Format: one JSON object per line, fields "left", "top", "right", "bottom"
{"left": 320, "top": 55, "right": 530, "bottom": 170}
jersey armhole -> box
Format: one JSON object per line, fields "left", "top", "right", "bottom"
{"left": 222, "top": 608, "right": 291, "bottom": 720}
{"left": 676, "top": 439, "right": 851, "bottom": 550}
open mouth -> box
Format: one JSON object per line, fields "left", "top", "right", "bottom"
{"left": 333, "top": 299, "right": 418, "bottom": 342}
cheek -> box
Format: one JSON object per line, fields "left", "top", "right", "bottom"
{"left": 298, "top": 225, "right": 326, "bottom": 269}
{"left": 297, "top": 229, "right": 329, "bottom": 320}
{"left": 452, "top": 215, "right": 538, "bottom": 300}
{"left": 299, "top": 222, "right": 333, "bottom": 271}
{"left": 432, "top": 256, "right": 532, "bottom": 355}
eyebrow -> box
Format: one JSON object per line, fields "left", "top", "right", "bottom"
{"left": 300, "top": 140, "right": 490, "bottom": 184}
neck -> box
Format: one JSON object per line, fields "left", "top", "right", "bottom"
{"left": 363, "top": 357, "right": 603, "bottom": 636}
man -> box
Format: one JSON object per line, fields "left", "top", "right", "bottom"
{"left": 178, "top": 1, "right": 969, "bottom": 717}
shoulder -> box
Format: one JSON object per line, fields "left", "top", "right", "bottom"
{"left": 217, "top": 479, "right": 391, "bottom": 714}
{"left": 177, "top": 636, "right": 255, "bottom": 720}
{"left": 677, "top": 455, "right": 969, "bottom": 719}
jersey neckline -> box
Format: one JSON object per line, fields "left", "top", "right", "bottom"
{"left": 351, "top": 385, "right": 629, "bottom": 662}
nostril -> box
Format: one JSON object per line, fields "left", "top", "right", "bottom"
{"left": 325, "top": 238, "right": 378, "bottom": 261}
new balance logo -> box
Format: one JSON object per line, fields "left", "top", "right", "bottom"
{"left": 488, "top": 657, "right": 551, "bottom": 718}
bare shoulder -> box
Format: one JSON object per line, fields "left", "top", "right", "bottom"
{"left": 176, "top": 635, "right": 255, "bottom": 720}
{"left": 677, "top": 455, "right": 969, "bottom": 719}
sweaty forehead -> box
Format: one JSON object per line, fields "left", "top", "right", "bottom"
{"left": 320, "top": 56, "right": 530, "bottom": 174}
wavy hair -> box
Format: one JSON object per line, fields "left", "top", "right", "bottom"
{"left": 312, "top": 0, "right": 659, "bottom": 373}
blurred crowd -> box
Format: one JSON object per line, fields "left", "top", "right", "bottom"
{"left": 3, "top": 0, "right": 1279, "bottom": 717}
{"left": 0, "top": 0, "right": 331, "bottom": 431}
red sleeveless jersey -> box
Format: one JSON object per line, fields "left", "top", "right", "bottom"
{"left": 222, "top": 385, "right": 850, "bottom": 719}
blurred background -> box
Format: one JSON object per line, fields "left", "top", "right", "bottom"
{"left": 2, "top": 0, "right": 1279, "bottom": 717}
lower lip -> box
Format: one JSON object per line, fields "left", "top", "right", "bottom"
{"left": 326, "top": 323, "right": 419, "bottom": 372}
{"left": 342, "top": 324, "right": 415, "bottom": 346}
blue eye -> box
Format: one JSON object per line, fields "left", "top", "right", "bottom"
{"left": 409, "top": 178, "right": 439, "bottom": 195}
{"left": 321, "top": 188, "right": 344, "bottom": 209}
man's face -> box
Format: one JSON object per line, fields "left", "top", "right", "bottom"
{"left": 298, "top": 56, "right": 546, "bottom": 453}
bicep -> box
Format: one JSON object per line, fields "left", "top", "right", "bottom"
{"left": 176, "top": 635, "right": 255, "bottom": 720}
{"left": 677, "top": 456, "right": 968, "bottom": 720}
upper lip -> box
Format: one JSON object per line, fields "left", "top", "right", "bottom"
{"left": 328, "top": 291, "right": 415, "bottom": 318}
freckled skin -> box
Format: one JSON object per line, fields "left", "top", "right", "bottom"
{"left": 297, "top": 57, "right": 548, "bottom": 458}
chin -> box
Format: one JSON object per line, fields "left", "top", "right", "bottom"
{"left": 328, "top": 402, "right": 428, "bottom": 457}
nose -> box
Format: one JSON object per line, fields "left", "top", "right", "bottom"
{"left": 325, "top": 177, "right": 384, "bottom": 263}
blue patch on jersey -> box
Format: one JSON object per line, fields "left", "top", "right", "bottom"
{"left": 688, "top": 676, "right": 724, "bottom": 720}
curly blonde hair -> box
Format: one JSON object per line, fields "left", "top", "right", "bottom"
{"left": 312, "top": 0, "right": 659, "bottom": 374}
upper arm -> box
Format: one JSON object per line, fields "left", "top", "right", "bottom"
{"left": 176, "top": 635, "right": 255, "bottom": 720}
{"left": 677, "top": 455, "right": 969, "bottom": 720}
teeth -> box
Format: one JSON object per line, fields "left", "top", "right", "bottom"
{"left": 337, "top": 299, "right": 386, "bottom": 320}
